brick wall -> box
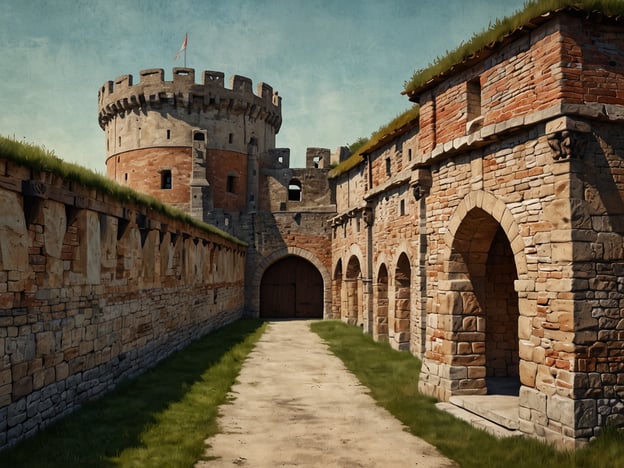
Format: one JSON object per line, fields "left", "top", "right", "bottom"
{"left": 0, "top": 159, "right": 246, "bottom": 450}
{"left": 106, "top": 147, "right": 192, "bottom": 211}
{"left": 331, "top": 12, "right": 624, "bottom": 448}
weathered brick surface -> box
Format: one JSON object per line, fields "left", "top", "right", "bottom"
{"left": 0, "top": 161, "right": 245, "bottom": 450}
{"left": 331, "top": 13, "right": 624, "bottom": 448}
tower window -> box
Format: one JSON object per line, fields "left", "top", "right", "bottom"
{"left": 118, "top": 136, "right": 122, "bottom": 147}
{"left": 467, "top": 77, "right": 482, "bottom": 121}
{"left": 288, "top": 179, "right": 302, "bottom": 201}
{"left": 161, "top": 170, "right": 172, "bottom": 189}
{"left": 166, "top": 129, "right": 171, "bottom": 140}
{"left": 385, "top": 158, "right": 391, "bottom": 176}
{"left": 408, "top": 148, "right": 412, "bottom": 161}
{"left": 193, "top": 132, "right": 205, "bottom": 141}
{"left": 226, "top": 175, "right": 236, "bottom": 193}
{"left": 229, "top": 133, "right": 234, "bottom": 144}
{"left": 400, "top": 199, "right": 406, "bottom": 216}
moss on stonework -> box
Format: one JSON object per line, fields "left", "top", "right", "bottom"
{"left": 329, "top": 105, "right": 420, "bottom": 179}
{"left": 403, "top": 0, "right": 624, "bottom": 97}
{"left": 0, "top": 136, "right": 246, "bottom": 246}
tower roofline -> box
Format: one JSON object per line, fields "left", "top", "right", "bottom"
{"left": 98, "top": 67, "right": 282, "bottom": 133}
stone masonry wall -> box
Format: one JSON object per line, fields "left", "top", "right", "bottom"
{"left": 331, "top": 12, "right": 624, "bottom": 448}
{"left": 0, "top": 158, "right": 246, "bottom": 450}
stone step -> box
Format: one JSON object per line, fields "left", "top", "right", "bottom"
{"left": 436, "top": 402, "right": 522, "bottom": 439}
{"left": 448, "top": 395, "right": 520, "bottom": 430}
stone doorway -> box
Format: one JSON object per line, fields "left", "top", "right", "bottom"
{"left": 374, "top": 264, "right": 389, "bottom": 341}
{"left": 449, "top": 209, "right": 520, "bottom": 396}
{"left": 445, "top": 208, "right": 521, "bottom": 431}
{"left": 260, "top": 255, "right": 323, "bottom": 318}
{"left": 393, "top": 254, "right": 411, "bottom": 350}
{"left": 345, "top": 256, "right": 362, "bottom": 325}
{"left": 483, "top": 227, "right": 520, "bottom": 394}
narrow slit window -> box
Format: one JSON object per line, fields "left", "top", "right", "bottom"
{"left": 385, "top": 158, "right": 391, "bottom": 177}
{"left": 467, "top": 77, "right": 482, "bottom": 121}
{"left": 161, "top": 170, "right": 172, "bottom": 189}
{"left": 226, "top": 175, "right": 236, "bottom": 193}
{"left": 228, "top": 133, "right": 233, "bottom": 144}
{"left": 166, "top": 129, "right": 171, "bottom": 140}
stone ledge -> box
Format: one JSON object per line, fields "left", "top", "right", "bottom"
{"left": 436, "top": 402, "right": 522, "bottom": 438}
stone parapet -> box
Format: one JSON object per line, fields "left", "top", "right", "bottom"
{"left": 0, "top": 158, "right": 246, "bottom": 450}
{"left": 98, "top": 68, "right": 282, "bottom": 133}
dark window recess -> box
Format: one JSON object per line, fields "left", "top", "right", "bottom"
{"left": 288, "top": 179, "right": 302, "bottom": 201}
{"left": 161, "top": 170, "right": 172, "bottom": 189}
{"left": 467, "top": 77, "right": 482, "bottom": 121}
{"left": 229, "top": 133, "right": 234, "bottom": 144}
{"left": 227, "top": 175, "right": 235, "bottom": 193}
{"left": 193, "top": 132, "right": 205, "bottom": 141}
{"left": 385, "top": 158, "right": 391, "bottom": 176}
{"left": 400, "top": 199, "right": 406, "bottom": 216}
{"left": 408, "top": 148, "right": 412, "bottom": 161}
{"left": 166, "top": 129, "right": 171, "bottom": 140}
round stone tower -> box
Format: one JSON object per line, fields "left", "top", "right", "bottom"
{"left": 98, "top": 67, "right": 282, "bottom": 224}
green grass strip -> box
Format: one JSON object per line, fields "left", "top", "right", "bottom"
{"left": 2, "top": 318, "right": 266, "bottom": 468}
{"left": 310, "top": 320, "right": 624, "bottom": 468}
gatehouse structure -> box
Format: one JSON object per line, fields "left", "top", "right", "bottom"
{"left": 98, "top": 69, "right": 337, "bottom": 320}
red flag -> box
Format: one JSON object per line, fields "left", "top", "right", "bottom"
{"left": 174, "top": 33, "right": 188, "bottom": 61}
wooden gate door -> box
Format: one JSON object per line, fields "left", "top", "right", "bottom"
{"left": 260, "top": 256, "right": 323, "bottom": 318}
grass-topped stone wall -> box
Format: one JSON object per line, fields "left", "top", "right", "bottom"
{"left": 0, "top": 137, "right": 247, "bottom": 451}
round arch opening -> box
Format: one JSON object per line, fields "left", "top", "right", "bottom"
{"left": 260, "top": 255, "right": 324, "bottom": 318}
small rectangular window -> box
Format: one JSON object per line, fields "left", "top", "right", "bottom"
{"left": 400, "top": 199, "right": 406, "bottom": 216}
{"left": 226, "top": 175, "right": 235, "bottom": 193}
{"left": 467, "top": 77, "right": 482, "bottom": 121}
{"left": 229, "top": 133, "right": 233, "bottom": 144}
{"left": 161, "top": 170, "right": 172, "bottom": 189}
{"left": 408, "top": 148, "right": 412, "bottom": 161}
{"left": 385, "top": 158, "right": 391, "bottom": 176}
{"left": 166, "top": 129, "right": 171, "bottom": 140}
{"left": 118, "top": 136, "right": 122, "bottom": 147}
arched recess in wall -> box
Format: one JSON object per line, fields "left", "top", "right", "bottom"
{"left": 394, "top": 253, "right": 411, "bottom": 351}
{"left": 249, "top": 246, "right": 331, "bottom": 318}
{"left": 442, "top": 190, "right": 528, "bottom": 396}
{"left": 260, "top": 255, "right": 323, "bottom": 318}
{"left": 345, "top": 255, "right": 362, "bottom": 326}
{"left": 332, "top": 259, "right": 343, "bottom": 320}
{"left": 375, "top": 263, "right": 389, "bottom": 342}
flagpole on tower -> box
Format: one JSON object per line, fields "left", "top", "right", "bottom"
{"left": 174, "top": 33, "right": 188, "bottom": 67}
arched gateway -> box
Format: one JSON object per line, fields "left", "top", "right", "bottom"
{"left": 259, "top": 255, "right": 324, "bottom": 318}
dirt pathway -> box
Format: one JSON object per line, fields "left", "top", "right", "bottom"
{"left": 198, "top": 320, "right": 456, "bottom": 467}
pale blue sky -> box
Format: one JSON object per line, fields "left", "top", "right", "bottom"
{"left": 1, "top": 0, "right": 525, "bottom": 171}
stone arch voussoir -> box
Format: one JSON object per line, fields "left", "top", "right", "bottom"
{"left": 444, "top": 190, "right": 528, "bottom": 279}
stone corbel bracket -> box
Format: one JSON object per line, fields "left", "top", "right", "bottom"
{"left": 362, "top": 204, "right": 374, "bottom": 226}
{"left": 410, "top": 167, "right": 432, "bottom": 200}
{"left": 545, "top": 116, "right": 591, "bottom": 162}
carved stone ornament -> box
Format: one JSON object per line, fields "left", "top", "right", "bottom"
{"left": 412, "top": 183, "right": 426, "bottom": 200}
{"left": 363, "top": 206, "right": 374, "bottom": 226}
{"left": 547, "top": 130, "right": 587, "bottom": 161}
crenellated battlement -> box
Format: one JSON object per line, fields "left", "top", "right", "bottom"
{"left": 98, "top": 68, "right": 282, "bottom": 132}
